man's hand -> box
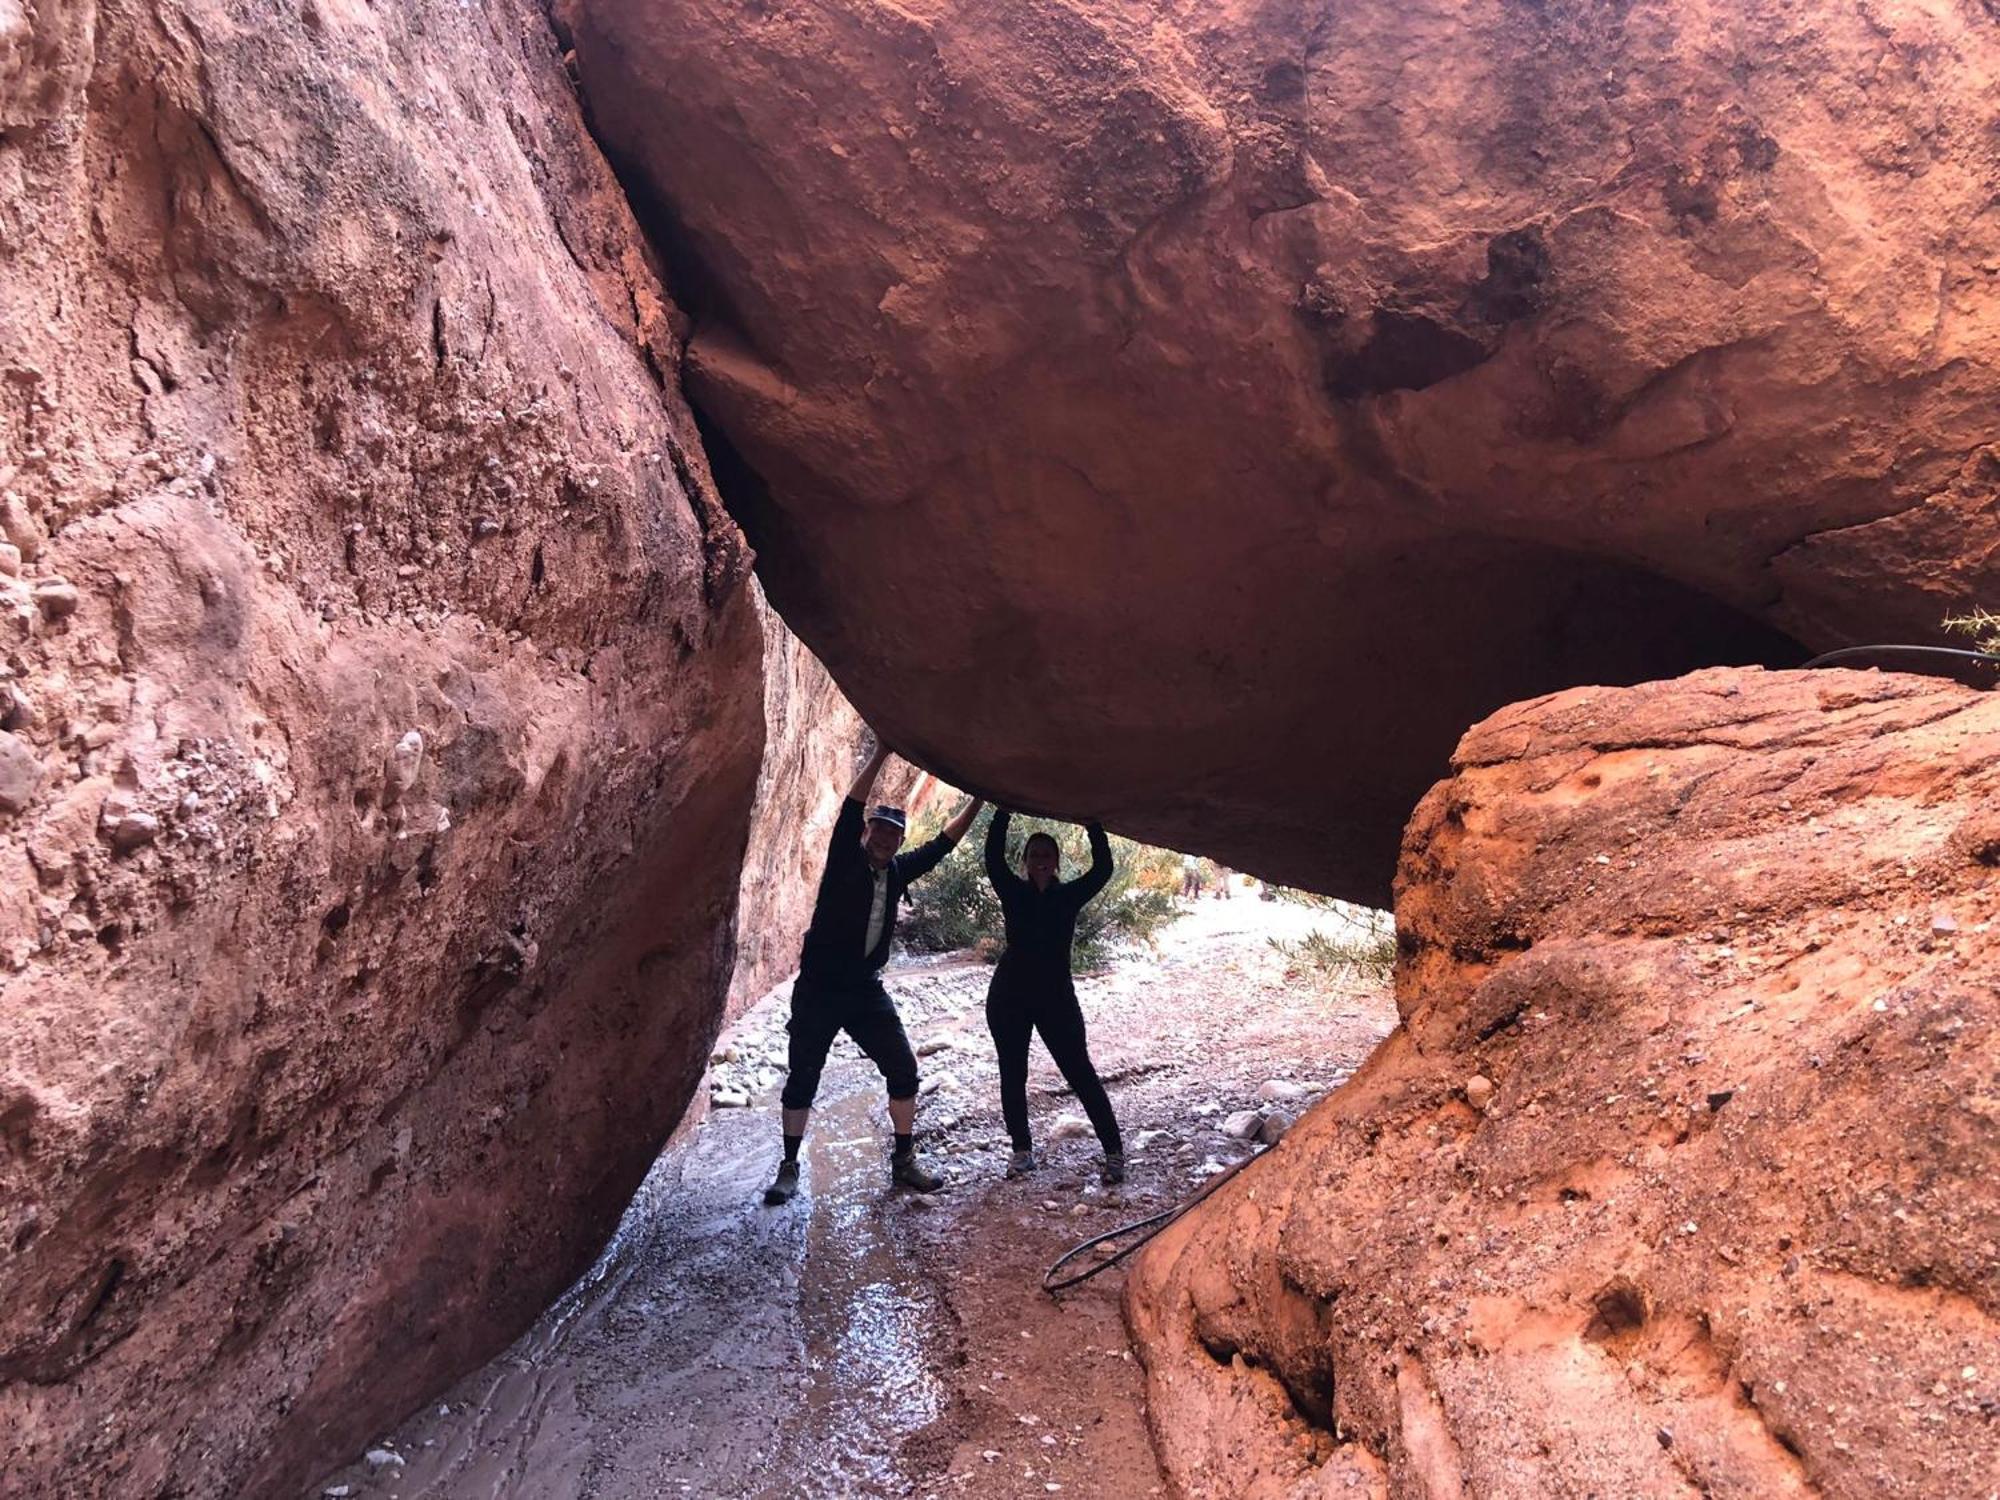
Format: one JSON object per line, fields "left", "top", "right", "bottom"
{"left": 942, "top": 795, "right": 986, "bottom": 844}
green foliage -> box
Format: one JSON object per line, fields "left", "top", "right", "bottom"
{"left": 1267, "top": 884, "right": 1343, "bottom": 909}
{"left": 899, "top": 806, "right": 1183, "bottom": 970}
{"left": 1942, "top": 606, "right": 2000, "bottom": 658}
{"left": 1267, "top": 903, "right": 1398, "bottom": 988}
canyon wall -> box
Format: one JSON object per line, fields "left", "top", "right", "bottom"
{"left": 567, "top": 0, "right": 2000, "bottom": 901}
{"left": 1127, "top": 666, "right": 2000, "bottom": 1499}
{"left": 0, "top": 1, "right": 771, "bottom": 1493}
{"left": 729, "top": 592, "right": 864, "bottom": 1015}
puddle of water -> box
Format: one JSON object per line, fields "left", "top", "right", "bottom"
{"left": 779, "top": 1086, "right": 951, "bottom": 1497}
{"left": 314, "top": 987, "right": 973, "bottom": 1500}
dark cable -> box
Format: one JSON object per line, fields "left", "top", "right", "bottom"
{"left": 1042, "top": 1146, "right": 1267, "bottom": 1294}
{"left": 1802, "top": 644, "right": 2000, "bottom": 671}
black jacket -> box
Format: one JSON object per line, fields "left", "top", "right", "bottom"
{"left": 797, "top": 797, "right": 957, "bottom": 983}
{"left": 984, "top": 810, "right": 1113, "bottom": 990}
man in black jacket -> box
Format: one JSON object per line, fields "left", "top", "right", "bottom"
{"left": 764, "top": 740, "right": 983, "bottom": 1205}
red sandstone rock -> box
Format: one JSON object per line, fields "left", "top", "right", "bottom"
{"left": 568, "top": 0, "right": 2000, "bottom": 899}
{"left": 1127, "top": 667, "right": 2000, "bottom": 1499}
{"left": 0, "top": 2, "right": 777, "bottom": 1493}
{"left": 729, "top": 592, "right": 865, "bottom": 1014}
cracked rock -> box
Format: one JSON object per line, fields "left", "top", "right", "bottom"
{"left": 32, "top": 578, "right": 79, "bottom": 619}
{"left": 0, "top": 730, "right": 43, "bottom": 814}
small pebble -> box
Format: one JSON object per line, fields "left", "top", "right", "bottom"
{"left": 1220, "top": 1109, "right": 1264, "bottom": 1140}
{"left": 108, "top": 811, "right": 160, "bottom": 853}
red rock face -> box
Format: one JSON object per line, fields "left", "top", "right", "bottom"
{"left": 1126, "top": 667, "right": 2000, "bottom": 1499}
{"left": 0, "top": 2, "right": 772, "bottom": 1493}
{"left": 566, "top": 0, "right": 2000, "bottom": 899}
{"left": 729, "top": 591, "right": 865, "bottom": 1014}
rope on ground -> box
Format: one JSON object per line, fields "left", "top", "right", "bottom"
{"left": 1802, "top": 644, "right": 2000, "bottom": 673}
{"left": 1042, "top": 1145, "right": 1267, "bottom": 1295}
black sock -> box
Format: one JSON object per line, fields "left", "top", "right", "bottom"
{"left": 782, "top": 1134, "right": 802, "bottom": 1164}
{"left": 893, "top": 1132, "right": 913, "bottom": 1157}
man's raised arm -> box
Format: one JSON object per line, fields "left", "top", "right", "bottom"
{"left": 943, "top": 795, "right": 984, "bottom": 846}
{"left": 821, "top": 740, "right": 889, "bottom": 875}
{"left": 845, "top": 740, "right": 891, "bottom": 807}
{"left": 898, "top": 793, "right": 987, "bottom": 883}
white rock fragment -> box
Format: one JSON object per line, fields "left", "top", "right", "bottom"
{"left": 1049, "top": 1115, "right": 1093, "bottom": 1141}
{"left": 108, "top": 810, "right": 161, "bottom": 853}
{"left": 384, "top": 729, "right": 424, "bottom": 803}
{"left": 1221, "top": 1109, "right": 1264, "bottom": 1140}
{"left": 364, "top": 1448, "right": 405, "bottom": 1469}
{"left": 1256, "top": 1080, "right": 1308, "bottom": 1104}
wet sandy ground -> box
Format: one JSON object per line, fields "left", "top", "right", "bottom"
{"left": 307, "top": 893, "right": 1395, "bottom": 1500}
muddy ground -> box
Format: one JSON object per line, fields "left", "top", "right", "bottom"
{"left": 306, "top": 891, "right": 1395, "bottom": 1500}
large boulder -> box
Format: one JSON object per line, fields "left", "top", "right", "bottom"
{"left": 0, "top": 1, "right": 770, "bottom": 1493}
{"left": 1126, "top": 666, "right": 2000, "bottom": 1498}
{"left": 567, "top": 0, "right": 2000, "bottom": 899}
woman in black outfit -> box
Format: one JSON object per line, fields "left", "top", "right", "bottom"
{"left": 983, "top": 809, "right": 1125, "bottom": 1183}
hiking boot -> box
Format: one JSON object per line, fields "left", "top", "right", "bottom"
{"left": 1102, "top": 1150, "right": 1126, "bottom": 1186}
{"left": 890, "top": 1151, "right": 944, "bottom": 1193}
{"left": 763, "top": 1159, "right": 800, "bottom": 1206}
{"left": 1005, "top": 1147, "right": 1037, "bottom": 1179}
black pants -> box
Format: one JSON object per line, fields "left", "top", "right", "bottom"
{"left": 986, "top": 977, "right": 1120, "bottom": 1154}
{"left": 780, "top": 973, "right": 920, "bottom": 1110}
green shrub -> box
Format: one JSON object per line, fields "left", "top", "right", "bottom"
{"left": 1268, "top": 926, "right": 1397, "bottom": 986}
{"left": 1265, "top": 894, "right": 1397, "bottom": 987}
{"left": 900, "top": 807, "right": 1183, "bottom": 970}
{"left": 1943, "top": 606, "right": 2000, "bottom": 657}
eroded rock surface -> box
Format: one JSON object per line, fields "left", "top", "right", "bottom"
{"left": 0, "top": 2, "right": 768, "bottom": 1493}
{"left": 729, "top": 592, "right": 864, "bottom": 1014}
{"left": 1127, "top": 667, "right": 2000, "bottom": 1498}
{"left": 568, "top": 0, "right": 2000, "bottom": 898}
